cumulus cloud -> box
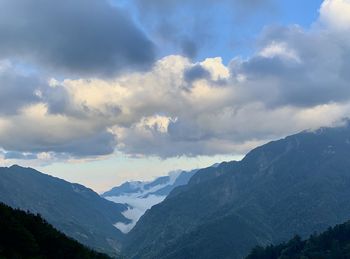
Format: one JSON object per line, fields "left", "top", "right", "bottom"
{"left": 235, "top": 24, "right": 350, "bottom": 107}
{"left": 0, "top": 103, "right": 117, "bottom": 157}
{"left": 1, "top": 0, "right": 350, "bottom": 162}
{"left": 184, "top": 65, "right": 211, "bottom": 83}
{"left": 0, "top": 62, "right": 44, "bottom": 115}
{"left": 0, "top": 0, "right": 155, "bottom": 77}
{"left": 319, "top": 0, "right": 350, "bottom": 31}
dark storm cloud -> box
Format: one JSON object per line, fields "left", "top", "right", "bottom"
{"left": 233, "top": 25, "right": 350, "bottom": 108}
{"left": 134, "top": 0, "right": 274, "bottom": 15}
{"left": 0, "top": 67, "right": 75, "bottom": 117}
{"left": 0, "top": 68, "right": 118, "bottom": 157}
{"left": 0, "top": 68, "right": 41, "bottom": 115}
{"left": 0, "top": 131, "right": 116, "bottom": 159}
{"left": 0, "top": 0, "right": 156, "bottom": 77}
{"left": 132, "top": 0, "right": 275, "bottom": 58}
{"left": 181, "top": 40, "right": 198, "bottom": 59}
{"left": 168, "top": 117, "right": 211, "bottom": 141}
{"left": 4, "top": 0, "right": 350, "bottom": 161}
{"left": 0, "top": 127, "right": 117, "bottom": 158}
{"left": 184, "top": 64, "right": 211, "bottom": 82}
{"left": 3, "top": 151, "right": 37, "bottom": 160}
{"left": 43, "top": 86, "right": 71, "bottom": 115}
{"left": 55, "top": 131, "right": 117, "bottom": 157}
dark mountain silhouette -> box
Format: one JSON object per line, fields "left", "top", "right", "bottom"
{"left": 123, "top": 122, "right": 350, "bottom": 258}
{"left": 0, "top": 202, "right": 110, "bottom": 259}
{"left": 0, "top": 165, "right": 130, "bottom": 256}
{"left": 247, "top": 219, "right": 350, "bottom": 259}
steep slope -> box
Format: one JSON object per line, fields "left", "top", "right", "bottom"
{"left": 102, "top": 170, "right": 196, "bottom": 233}
{"left": 0, "top": 202, "right": 110, "bottom": 259}
{"left": 247, "top": 220, "right": 350, "bottom": 259}
{"left": 124, "top": 123, "right": 350, "bottom": 259}
{"left": 0, "top": 165, "right": 130, "bottom": 256}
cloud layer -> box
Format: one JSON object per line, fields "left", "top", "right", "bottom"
{"left": 0, "top": 0, "right": 155, "bottom": 77}
{"left": 1, "top": 0, "right": 350, "bottom": 163}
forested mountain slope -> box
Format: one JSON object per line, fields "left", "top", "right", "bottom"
{"left": 246, "top": 219, "right": 350, "bottom": 259}
{"left": 124, "top": 123, "right": 350, "bottom": 259}
{"left": 0, "top": 202, "right": 110, "bottom": 259}
{"left": 0, "top": 165, "right": 129, "bottom": 256}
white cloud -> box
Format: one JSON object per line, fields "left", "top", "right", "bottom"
{"left": 319, "top": 0, "right": 350, "bottom": 31}
{"left": 201, "top": 57, "right": 230, "bottom": 80}
{"left": 107, "top": 195, "right": 166, "bottom": 233}
{"left": 259, "top": 41, "right": 301, "bottom": 63}
{"left": 2, "top": 0, "right": 350, "bottom": 162}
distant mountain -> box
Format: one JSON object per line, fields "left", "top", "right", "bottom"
{"left": 102, "top": 170, "right": 196, "bottom": 233}
{"left": 0, "top": 165, "right": 130, "bottom": 256}
{"left": 0, "top": 202, "right": 110, "bottom": 259}
{"left": 246, "top": 220, "right": 350, "bottom": 259}
{"left": 124, "top": 122, "right": 350, "bottom": 259}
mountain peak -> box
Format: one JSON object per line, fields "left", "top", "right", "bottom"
{"left": 0, "top": 166, "right": 129, "bottom": 256}
{"left": 124, "top": 123, "right": 350, "bottom": 259}
{"left": 9, "top": 164, "right": 25, "bottom": 169}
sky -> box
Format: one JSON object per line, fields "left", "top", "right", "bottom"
{"left": 1, "top": 0, "right": 350, "bottom": 192}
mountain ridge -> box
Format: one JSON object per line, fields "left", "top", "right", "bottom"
{"left": 124, "top": 123, "right": 350, "bottom": 258}
{"left": 0, "top": 165, "right": 129, "bottom": 256}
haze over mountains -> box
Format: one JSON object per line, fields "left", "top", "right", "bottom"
{"left": 102, "top": 170, "right": 196, "bottom": 233}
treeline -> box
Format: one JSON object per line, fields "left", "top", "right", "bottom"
{"left": 246, "top": 220, "right": 350, "bottom": 259}
{"left": 0, "top": 202, "right": 110, "bottom": 259}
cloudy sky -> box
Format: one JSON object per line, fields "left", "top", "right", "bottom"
{"left": 1, "top": 0, "right": 350, "bottom": 192}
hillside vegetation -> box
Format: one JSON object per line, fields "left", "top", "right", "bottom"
{"left": 124, "top": 124, "right": 350, "bottom": 258}
{"left": 0, "top": 202, "right": 110, "bottom": 259}
{"left": 247, "top": 220, "right": 350, "bottom": 259}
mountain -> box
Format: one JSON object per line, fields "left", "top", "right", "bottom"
{"left": 102, "top": 170, "right": 196, "bottom": 233}
{"left": 0, "top": 202, "right": 110, "bottom": 259}
{"left": 246, "top": 219, "right": 350, "bottom": 259}
{"left": 0, "top": 165, "right": 130, "bottom": 256}
{"left": 123, "top": 122, "right": 350, "bottom": 259}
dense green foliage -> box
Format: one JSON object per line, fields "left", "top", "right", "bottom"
{"left": 247, "top": 220, "right": 350, "bottom": 259}
{"left": 124, "top": 124, "right": 350, "bottom": 258}
{"left": 0, "top": 202, "right": 110, "bottom": 259}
